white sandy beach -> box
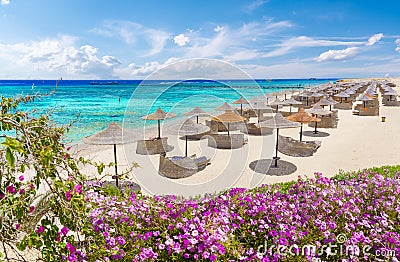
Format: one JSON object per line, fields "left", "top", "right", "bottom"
{"left": 75, "top": 77, "right": 400, "bottom": 197}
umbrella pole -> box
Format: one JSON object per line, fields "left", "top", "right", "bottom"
{"left": 227, "top": 123, "right": 230, "bottom": 136}
{"left": 240, "top": 104, "right": 243, "bottom": 116}
{"left": 314, "top": 121, "right": 318, "bottom": 134}
{"left": 300, "top": 124, "right": 303, "bottom": 142}
{"left": 185, "top": 135, "right": 188, "bottom": 157}
{"left": 306, "top": 97, "right": 309, "bottom": 106}
{"left": 113, "top": 144, "right": 119, "bottom": 188}
{"left": 196, "top": 115, "right": 199, "bottom": 124}
{"left": 290, "top": 105, "right": 292, "bottom": 113}
{"left": 273, "top": 129, "right": 279, "bottom": 168}
{"left": 157, "top": 120, "right": 161, "bottom": 139}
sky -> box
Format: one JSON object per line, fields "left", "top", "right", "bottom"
{"left": 0, "top": 0, "right": 400, "bottom": 79}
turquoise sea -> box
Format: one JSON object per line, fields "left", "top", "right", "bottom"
{"left": 0, "top": 79, "right": 337, "bottom": 141}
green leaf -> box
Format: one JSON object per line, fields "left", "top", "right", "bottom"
{"left": 5, "top": 147, "right": 15, "bottom": 168}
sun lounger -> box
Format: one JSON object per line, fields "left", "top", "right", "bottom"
{"left": 158, "top": 155, "right": 211, "bottom": 179}
{"left": 136, "top": 137, "right": 174, "bottom": 155}
{"left": 278, "top": 135, "right": 321, "bottom": 157}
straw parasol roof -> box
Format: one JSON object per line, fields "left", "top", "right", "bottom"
{"left": 212, "top": 111, "right": 246, "bottom": 136}
{"left": 284, "top": 97, "right": 302, "bottom": 105}
{"left": 232, "top": 97, "right": 249, "bottom": 105}
{"left": 142, "top": 107, "right": 176, "bottom": 138}
{"left": 165, "top": 118, "right": 210, "bottom": 157}
{"left": 258, "top": 113, "right": 300, "bottom": 129}
{"left": 83, "top": 122, "right": 138, "bottom": 145}
{"left": 306, "top": 105, "right": 332, "bottom": 116}
{"left": 334, "top": 92, "right": 350, "bottom": 98}
{"left": 258, "top": 113, "right": 300, "bottom": 168}
{"left": 315, "top": 97, "right": 331, "bottom": 106}
{"left": 286, "top": 108, "right": 321, "bottom": 124}
{"left": 183, "top": 106, "right": 210, "bottom": 117}
{"left": 284, "top": 97, "right": 302, "bottom": 112}
{"left": 270, "top": 99, "right": 286, "bottom": 112}
{"left": 165, "top": 118, "right": 210, "bottom": 136}
{"left": 183, "top": 107, "right": 211, "bottom": 123}
{"left": 142, "top": 107, "right": 176, "bottom": 120}
{"left": 212, "top": 111, "right": 246, "bottom": 123}
{"left": 83, "top": 122, "right": 139, "bottom": 187}
{"left": 357, "top": 93, "right": 373, "bottom": 101}
{"left": 232, "top": 97, "right": 250, "bottom": 115}
{"left": 327, "top": 96, "right": 339, "bottom": 105}
{"left": 286, "top": 108, "right": 320, "bottom": 141}
{"left": 250, "top": 101, "right": 272, "bottom": 122}
{"left": 214, "top": 102, "right": 235, "bottom": 111}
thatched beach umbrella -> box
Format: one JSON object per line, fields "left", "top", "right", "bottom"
{"left": 83, "top": 122, "right": 138, "bottom": 187}
{"left": 286, "top": 108, "right": 321, "bottom": 141}
{"left": 232, "top": 97, "right": 250, "bottom": 115}
{"left": 250, "top": 101, "right": 272, "bottom": 123}
{"left": 142, "top": 107, "right": 176, "bottom": 139}
{"left": 299, "top": 91, "right": 312, "bottom": 106}
{"left": 335, "top": 92, "right": 350, "bottom": 102}
{"left": 270, "top": 99, "right": 286, "bottom": 112}
{"left": 258, "top": 113, "right": 300, "bottom": 168}
{"left": 165, "top": 118, "right": 210, "bottom": 157}
{"left": 327, "top": 97, "right": 339, "bottom": 111}
{"left": 183, "top": 107, "right": 211, "bottom": 124}
{"left": 212, "top": 111, "right": 246, "bottom": 136}
{"left": 283, "top": 97, "right": 302, "bottom": 113}
{"left": 357, "top": 93, "right": 373, "bottom": 108}
{"left": 215, "top": 102, "right": 235, "bottom": 112}
{"left": 306, "top": 105, "right": 332, "bottom": 134}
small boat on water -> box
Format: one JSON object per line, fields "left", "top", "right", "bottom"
{"left": 90, "top": 81, "right": 119, "bottom": 85}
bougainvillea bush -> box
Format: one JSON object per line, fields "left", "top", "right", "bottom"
{"left": 86, "top": 170, "right": 400, "bottom": 261}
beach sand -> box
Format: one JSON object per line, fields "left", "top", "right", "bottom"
{"left": 75, "top": 77, "right": 400, "bottom": 197}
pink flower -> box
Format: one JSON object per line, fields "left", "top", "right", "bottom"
{"left": 29, "top": 206, "right": 35, "bottom": 213}
{"left": 0, "top": 192, "right": 5, "bottom": 199}
{"left": 19, "top": 189, "right": 25, "bottom": 195}
{"left": 74, "top": 184, "right": 83, "bottom": 194}
{"left": 36, "top": 226, "right": 44, "bottom": 234}
{"left": 65, "top": 190, "right": 73, "bottom": 201}
{"left": 61, "top": 227, "right": 69, "bottom": 235}
{"left": 19, "top": 175, "right": 24, "bottom": 181}
{"left": 6, "top": 185, "right": 16, "bottom": 194}
{"left": 66, "top": 243, "right": 76, "bottom": 254}
{"left": 15, "top": 224, "right": 21, "bottom": 230}
{"left": 67, "top": 146, "right": 72, "bottom": 151}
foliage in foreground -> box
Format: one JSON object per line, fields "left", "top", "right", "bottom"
{"left": 86, "top": 169, "right": 400, "bottom": 261}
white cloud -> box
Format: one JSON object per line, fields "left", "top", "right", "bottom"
{"left": 214, "top": 26, "right": 224, "bottom": 33}
{"left": 244, "top": 0, "right": 269, "bottom": 13}
{"left": 0, "top": 36, "right": 121, "bottom": 78}
{"left": 1, "top": 0, "right": 10, "bottom": 5}
{"left": 91, "top": 20, "right": 170, "bottom": 56}
{"left": 395, "top": 39, "right": 400, "bottom": 52}
{"left": 224, "top": 49, "right": 260, "bottom": 61}
{"left": 366, "top": 33, "right": 383, "bottom": 46}
{"left": 184, "top": 20, "right": 292, "bottom": 60}
{"left": 314, "top": 47, "right": 359, "bottom": 62}
{"left": 144, "top": 29, "right": 170, "bottom": 56}
{"left": 263, "top": 36, "right": 363, "bottom": 58}
{"left": 173, "top": 34, "right": 190, "bottom": 46}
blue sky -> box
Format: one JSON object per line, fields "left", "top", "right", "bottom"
{"left": 0, "top": 0, "right": 400, "bottom": 79}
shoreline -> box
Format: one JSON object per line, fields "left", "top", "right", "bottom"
{"left": 72, "top": 77, "right": 400, "bottom": 197}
